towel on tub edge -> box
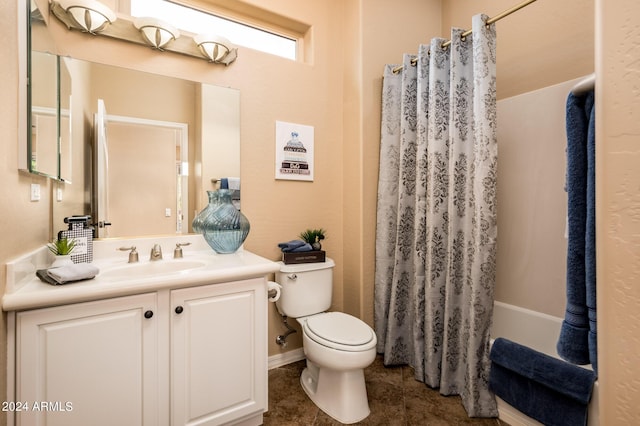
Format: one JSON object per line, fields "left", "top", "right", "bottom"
{"left": 489, "top": 337, "right": 596, "bottom": 426}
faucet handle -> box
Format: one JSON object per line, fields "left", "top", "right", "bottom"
{"left": 118, "top": 246, "right": 139, "bottom": 263}
{"left": 174, "top": 242, "right": 191, "bottom": 259}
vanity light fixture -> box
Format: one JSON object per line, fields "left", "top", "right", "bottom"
{"left": 193, "top": 34, "right": 237, "bottom": 64}
{"left": 133, "top": 17, "right": 180, "bottom": 50}
{"left": 57, "top": 0, "right": 117, "bottom": 34}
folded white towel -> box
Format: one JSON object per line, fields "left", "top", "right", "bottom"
{"left": 47, "top": 263, "right": 100, "bottom": 284}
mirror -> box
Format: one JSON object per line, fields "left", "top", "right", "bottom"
{"left": 27, "top": 0, "right": 241, "bottom": 239}
{"left": 25, "top": 1, "right": 73, "bottom": 181}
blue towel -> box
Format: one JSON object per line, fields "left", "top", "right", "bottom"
{"left": 220, "top": 178, "right": 229, "bottom": 189}
{"left": 558, "top": 89, "right": 597, "bottom": 373}
{"left": 489, "top": 338, "right": 596, "bottom": 426}
{"left": 278, "top": 240, "right": 313, "bottom": 252}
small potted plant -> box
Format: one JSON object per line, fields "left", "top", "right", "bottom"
{"left": 299, "top": 228, "right": 326, "bottom": 251}
{"left": 48, "top": 238, "right": 76, "bottom": 267}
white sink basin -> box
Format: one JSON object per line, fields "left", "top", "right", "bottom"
{"left": 102, "top": 260, "right": 207, "bottom": 279}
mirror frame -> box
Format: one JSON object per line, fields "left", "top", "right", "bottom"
{"left": 18, "top": 0, "right": 29, "bottom": 175}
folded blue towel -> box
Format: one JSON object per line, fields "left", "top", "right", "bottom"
{"left": 489, "top": 338, "right": 596, "bottom": 426}
{"left": 278, "top": 240, "right": 313, "bottom": 252}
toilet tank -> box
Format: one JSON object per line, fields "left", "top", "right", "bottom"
{"left": 275, "top": 258, "right": 335, "bottom": 318}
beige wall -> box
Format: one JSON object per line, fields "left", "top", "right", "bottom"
{"left": 352, "top": 0, "right": 442, "bottom": 324}
{"left": 2, "top": 0, "right": 640, "bottom": 423}
{"left": 442, "top": 0, "right": 594, "bottom": 100}
{"left": 596, "top": 0, "right": 640, "bottom": 423}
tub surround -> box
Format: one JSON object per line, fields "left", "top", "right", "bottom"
{"left": 4, "top": 235, "right": 279, "bottom": 426}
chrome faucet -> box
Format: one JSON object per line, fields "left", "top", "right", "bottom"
{"left": 150, "top": 244, "right": 163, "bottom": 261}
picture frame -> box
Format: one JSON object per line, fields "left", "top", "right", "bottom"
{"left": 275, "top": 120, "right": 314, "bottom": 181}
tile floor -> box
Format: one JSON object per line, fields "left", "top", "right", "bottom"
{"left": 264, "top": 355, "right": 509, "bottom": 425}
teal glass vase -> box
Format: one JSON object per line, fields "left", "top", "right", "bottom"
{"left": 192, "top": 190, "right": 220, "bottom": 233}
{"left": 198, "top": 189, "right": 250, "bottom": 254}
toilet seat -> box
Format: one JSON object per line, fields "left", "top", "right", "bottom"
{"left": 302, "top": 312, "right": 376, "bottom": 352}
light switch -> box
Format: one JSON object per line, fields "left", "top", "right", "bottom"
{"left": 165, "top": 208, "right": 172, "bottom": 217}
{"left": 30, "top": 184, "right": 41, "bottom": 201}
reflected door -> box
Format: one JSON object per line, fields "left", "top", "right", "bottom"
{"left": 94, "top": 100, "right": 188, "bottom": 238}
{"left": 107, "top": 122, "right": 179, "bottom": 237}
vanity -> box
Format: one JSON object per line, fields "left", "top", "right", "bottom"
{"left": 3, "top": 235, "right": 279, "bottom": 426}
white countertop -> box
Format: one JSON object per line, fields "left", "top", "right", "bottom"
{"left": 3, "top": 235, "right": 280, "bottom": 311}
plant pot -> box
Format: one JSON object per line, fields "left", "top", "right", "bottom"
{"left": 51, "top": 255, "right": 74, "bottom": 268}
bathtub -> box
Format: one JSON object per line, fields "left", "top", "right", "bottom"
{"left": 490, "top": 301, "right": 599, "bottom": 426}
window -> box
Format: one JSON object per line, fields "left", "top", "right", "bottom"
{"left": 131, "top": 0, "right": 298, "bottom": 60}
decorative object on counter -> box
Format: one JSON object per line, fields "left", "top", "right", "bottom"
{"left": 299, "top": 228, "right": 326, "bottom": 250}
{"left": 194, "top": 189, "right": 250, "bottom": 254}
{"left": 192, "top": 190, "right": 220, "bottom": 233}
{"left": 48, "top": 238, "right": 76, "bottom": 268}
{"left": 36, "top": 263, "right": 100, "bottom": 285}
{"left": 278, "top": 240, "right": 312, "bottom": 253}
{"left": 281, "top": 250, "right": 326, "bottom": 265}
{"left": 58, "top": 215, "right": 94, "bottom": 263}
{"left": 279, "top": 228, "right": 327, "bottom": 264}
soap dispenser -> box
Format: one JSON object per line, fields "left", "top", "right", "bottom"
{"left": 58, "top": 215, "right": 94, "bottom": 263}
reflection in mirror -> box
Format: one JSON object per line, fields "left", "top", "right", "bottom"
{"left": 25, "top": 0, "right": 241, "bottom": 240}
{"left": 29, "top": 51, "right": 59, "bottom": 178}
{"left": 59, "top": 57, "right": 72, "bottom": 181}
{"left": 94, "top": 101, "right": 189, "bottom": 238}
{"left": 56, "top": 58, "right": 240, "bottom": 239}
{"left": 26, "top": 0, "right": 72, "bottom": 181}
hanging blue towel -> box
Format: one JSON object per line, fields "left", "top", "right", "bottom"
{"left": 278, "top": 240, "right": 313, "bottom": 252}
{"left": 558, "top": 89, "right": 597, "bottom": 373}
{"left": 489, "top": 338, "right": 596, "bottom": 426}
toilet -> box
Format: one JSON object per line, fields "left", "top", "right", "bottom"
{"left": 275, "top": 258, "right": 377, "bottom": 424}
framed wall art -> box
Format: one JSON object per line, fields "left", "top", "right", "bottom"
{"left": 275, "top": 120, "right": 314, "bottom": 181}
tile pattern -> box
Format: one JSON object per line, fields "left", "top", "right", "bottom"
{"left": 264, "top": 355, "right": 508, "bottom": 426}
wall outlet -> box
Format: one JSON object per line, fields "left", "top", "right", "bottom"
{"left": 30, "top": 184, "right": 41, "bottom": 201}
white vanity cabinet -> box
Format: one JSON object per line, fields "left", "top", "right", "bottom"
{"left": 15, "top": 292, "right": 160, "bottom": 426}
{"left": 171, "top": 278, "right": 267, "bottom": 426}
{"left": 11, "top": 278, "right": 268, "bottom": 426}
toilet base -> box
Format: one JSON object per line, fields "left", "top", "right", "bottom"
{"left": 300, "top": 360, "right": 371, "bottom": 424}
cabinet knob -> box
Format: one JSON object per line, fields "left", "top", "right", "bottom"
{"left": 144, "top": 310, "right": 154, "bottom": 319}
{"left": 175, "top": 306, "right": 184, "bottom": 314}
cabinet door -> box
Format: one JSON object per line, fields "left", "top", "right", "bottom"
{"left": 171, "top": 279, "right": 267, "bottom": 426}
{"left": 16, "top": 293, "right": 159, "bottom": 426}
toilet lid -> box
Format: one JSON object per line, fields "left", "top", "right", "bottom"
{"left": 304, "top": 312, "right": 376, "bottom": 351}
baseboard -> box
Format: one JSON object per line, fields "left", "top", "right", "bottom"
{"left": 268, "top": 348, "right": 305, "bottom": 370}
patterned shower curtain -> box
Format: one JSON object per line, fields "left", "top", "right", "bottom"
{"left": 375, "top": 15, "right": 498, "bottom": 417}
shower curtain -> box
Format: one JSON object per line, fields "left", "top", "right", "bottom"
{"left": 375, "top": 15, "right": 498, "bottom": 417}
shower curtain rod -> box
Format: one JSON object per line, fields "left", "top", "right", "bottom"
{"left": 392, "top": 0, "right": 538, "bottom": 74}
